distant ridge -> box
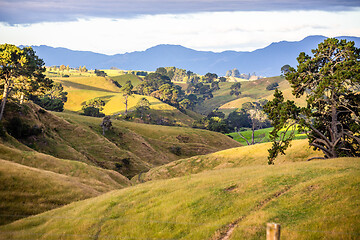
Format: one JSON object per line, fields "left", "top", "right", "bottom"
{"left": 27, "top": 35, "right": 360, "bottom": 76}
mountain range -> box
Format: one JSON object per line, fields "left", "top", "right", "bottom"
{"left": 28, "top": 35, "right": 360, "bottom": 77}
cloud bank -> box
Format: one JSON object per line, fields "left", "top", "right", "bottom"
{"left": 1, "top": 10, "right": 359, "bottom": 54}
{"left": 1, "top": 0, "right": 360, "bottom": 24}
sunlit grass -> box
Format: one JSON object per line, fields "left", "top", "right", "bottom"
{"left": 227, "top": 127, "right": 307, "bottom": 145}
{"left": 138, "top": 139, "right": 322, "bottom": 182}
{"left": 1, "top": 157, "right": 358, "bottom": 239}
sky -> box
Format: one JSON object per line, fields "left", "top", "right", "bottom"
{"left": 0, "top": 0, "right": 359, "bottom": 55}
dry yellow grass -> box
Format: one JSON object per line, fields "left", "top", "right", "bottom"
{"left": 1, "top": 157, "right": 358, "bottom": 239}
{"left": 137, "top": 139, "right": 323, "bottom": 182}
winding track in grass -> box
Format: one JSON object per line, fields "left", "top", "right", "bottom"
{"left": 213, "top": 185, "right": 292, "bottom": 240}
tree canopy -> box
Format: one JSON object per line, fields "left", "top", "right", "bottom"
{"left": 120, "top": 80, "right": 134, "bottom": 114}
{"left": 0, "top": 44, "right": 52, "bottom": 120}
{"left": 230, "top": 82, "right": 241, "bottom": 96}
{"left": 264, "top": 38, "right": 360, "bottom": 164}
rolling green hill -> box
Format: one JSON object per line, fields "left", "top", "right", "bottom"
{"left": 0, "top": 141, "right": 131, "bottom": 226}
{"left": 135, "top": 139, "right": 323, "bottom": 183}
{"left": 0, "top": 101, "right": 239, "bottom": 226}
{"left": 51, "top": 74, "right": 199, "bottom": 126}
{"left": 110, "top": 74, "right": 143, "bottom": 87}
{"left": 2, "top": 102, "right": 240, "bottom": 179}
{"left": 1, "top": 157, "right": 358, "bottom": 239}
{"left": 194, "top": 76, "right": 306, "bottom": 116}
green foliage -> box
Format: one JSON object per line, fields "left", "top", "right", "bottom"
{"left": 169, "top": 146, "right": 182, "bottom": 156}
{"left": 137, "top": 73, "right": 171, "bottom": 95}
{"left": 82, "top": 106, "right": 105, "bottom": 117}
{"left": 265, "top": 38, "right": 360, "bottom": 164}
{"left": 83, "top": 97, "right": 105, "bottom": 111}
{"left": 5, "top": 117, "right": 42, "bottom": 139}
{"left": 230, "top": 82, "right": 241, "bottom": 96}
{"left": 30, "top": 82, "right": 67, "bottom": 112}
{"left": 202, "top": 73, "right": 218, "bottom": 83}
{"left": 226, "top": 110, "right": 251, "bottom": 130}
{"left": 134, "top": 97, "right": 151, "bottom": 120}
{"left": 193, "top": 111, "right": 229, "bottom": 133}
{"left": 0, "top": 44, "right": 52, "bottom": 120}
{"left": 179, "top": 99, "right": 192, "bottom": 110}
{"left": 266, "top": 82, "right": 279, "bottom": 90}
{"left": 280, "top": 64, "right": 290, "bottom": 76}
{"left": 219, "top": 77, "right": 227, "bottom": 82}
{"left": 120, "top": 81, "right": 134, "bottom": 114}
{"left": 94, "top": 69, "right": 107, "bottom": 77}
{"left": 46, "top": 82, "right": 68, "bottom": 102}
{"left": 33, "top": 97, "right": 64, "bottom": 112}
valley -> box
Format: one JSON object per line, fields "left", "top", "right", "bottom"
{"left": 0, "top": 39, "right": 359, "bottom": 239}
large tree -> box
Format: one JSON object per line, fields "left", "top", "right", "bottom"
{"left": 121, "top": 80, "right": 134, "bottom": 114}
{"left": 230, "top": 82, "right": 241, "bottom": 96}
{"left": 236, "top": 101, "right": 269, "bottom": 145}
{"left": 0, "top": 44, "right": 51, "bottom": 120}
{"left": 264, "top": 38, "right": 360, "bottom": 164}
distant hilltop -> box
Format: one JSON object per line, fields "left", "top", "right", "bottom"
{"left": 24, "top": 35, "right": 360, "bottom": 77}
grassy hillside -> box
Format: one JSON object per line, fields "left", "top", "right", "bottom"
{"left": 227, "top": 127, "right": 307, "bottom": 145}
{"left": 0, "top": 141, "right": 131, "bottom": 226}
{"left": 1, "top": 157, "right": 358, "bottom": 239}
{"left": 0, "top": 143, "right": 130, "bottom": 190}
{"left": 136, "top": 139, "right": 323, "bottom": 182}
{"left": 193, "top": 76, "right": 307, "bottom": 116}
{"left": 50, "top": 74, "right": 198, "bottom": 126}
{"left": 2, "top": 102, "right": 240, "bottom": 179}
{"left": 110, "top": 74, "right": 143, "bottom": 87}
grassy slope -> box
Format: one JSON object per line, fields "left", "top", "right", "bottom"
{"left": 194, "top": 82, "right": 240, "bottom": 115}
{"left": 137, "top": 139, "right": 323, "bottom": 182}
{"left": 52, "top": 74, "right": 198, "bottom": 126}
{"left": 56, "top": 111, "right": 240, "bottom": 167}
{"left": 227, "top": 127, "right": 307, "bottom": 145}
{"left": 0, "top": 143, "right": 130, "bottom": 190}
{"left": 1, "top": 157, "right": 358, "bottom": 239}
{"left": 0, "top": 142, "right": 131, "bottom": 226}
{"left": 200, "top": 77, "right": 307, "bottom": 116}
{"left": 3, "top": 102, "right": 240, "bottom": 178}
{"left": 109, "top": 74, "right": 143, "bottom": 87}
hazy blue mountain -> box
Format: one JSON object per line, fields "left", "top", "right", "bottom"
{"left": 29, "top": 35, "right": 360, "bottom": 77}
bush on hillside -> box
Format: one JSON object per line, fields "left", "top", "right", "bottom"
{"left": 5, "top": 117, "right": 42, "bottom": 139}
{"left": 82, "top": 107, "right": 105, "bottom": 117}
{"left": 266, "top": 82, "right": 279, "bottom": 90}
{"left": 33, "top": 97, "right": 64, "bottom": 112}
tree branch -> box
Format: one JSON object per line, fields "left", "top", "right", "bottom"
{"left": 310, "top": 142, "right": 332, "bottom": 158}
{"left": 237, "top": 131, "right": 250, "bottom": 145}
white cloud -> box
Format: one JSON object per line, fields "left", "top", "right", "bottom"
{"left": 0, "top": 9, "right": 359, "bottom": 54}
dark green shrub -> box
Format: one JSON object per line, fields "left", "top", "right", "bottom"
{"left": 169, "top": 146, "right": 182, "bottom": 156}
{"left": 33, "top": 97, "right": 64, "bottom": 112}
{"left": 5, "top": 117, "right": 42, "bottom": 139}
{"left": 82, "top": 107, "right": 105, "bottom": 117}
{"left": 266, "top": 82, "right": 279, "bottom": 90}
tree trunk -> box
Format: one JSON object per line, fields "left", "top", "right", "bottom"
{"left": 20, "top": 93, "right": 24, "bottom": 104}
{"left": 124, "top": 95, "right": 128, "bottom": 114}
{"left": 251, "top": 122, "right": 255, "bottom": 145}
{"left": 330, "top": 103, "right": 338, "bottom": 158}
{"left": 0, "top": 84, "right": 10, "bottom": 121}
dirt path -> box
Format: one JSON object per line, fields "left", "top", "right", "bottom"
{"left": 212, "top": 185, "right": 292, "bottom": 240}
